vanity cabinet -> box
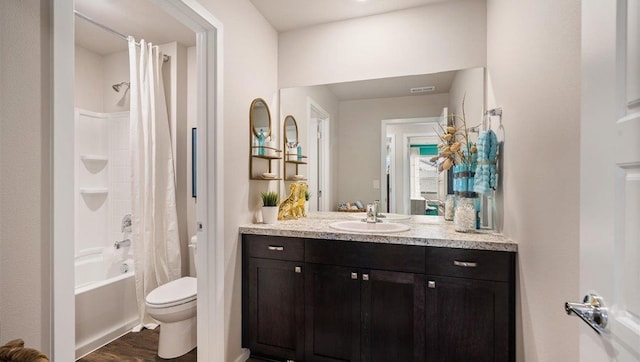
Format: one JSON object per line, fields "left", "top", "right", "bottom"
{"left": 242, "top": 234, "right": 515, "bottom": 362}
{"left": 424, "top": 247, "right": 515, "bottom": 362}
{"left": 243, "top": 235, "right": 305, "bottom": 360}
{"left": 304, "top": 239, "right": 426, "bottom": 362}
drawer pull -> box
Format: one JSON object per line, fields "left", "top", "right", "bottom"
{"left": 362, "top": 274, "right": 369, "bottom": 281}
{"left": 295, "top": 266, "right": 302, "bottom": 273}
{"left": 453, "top": 260, "right": 477, "bottom": 268}
{"left": 268, "top": 245, "right": 284, "bottom": 251}
{"left": 351, "top": 272, "right": 358, "bottom": 280}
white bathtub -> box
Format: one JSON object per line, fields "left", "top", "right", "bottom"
{"left": 74, "top": 251, "right": 139, "bottom": 359}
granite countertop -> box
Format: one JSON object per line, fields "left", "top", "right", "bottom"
{"left": 239, "top": 212, "right": 517, "bottom": 252}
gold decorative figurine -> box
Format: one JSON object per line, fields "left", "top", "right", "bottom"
{"left": 278, "top": 182, "right": 308, "bottom": 220}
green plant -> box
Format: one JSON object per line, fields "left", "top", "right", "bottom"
{"left": 304, "top": 190, "right": 311, "bottom": 201}
{"left": 261, "top": 191, "right": 279, "bottom": 207}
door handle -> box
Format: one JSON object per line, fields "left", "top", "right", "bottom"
{"left": 267, "top": 245, "right": 284, "bottom": 251}
{"left": 565, "top": 293, "right": 608, "bottom": 335}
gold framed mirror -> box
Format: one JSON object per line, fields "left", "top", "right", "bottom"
{"left": 250, "top": 98, "right": 271, "bottom": 138}
{"left": 283, "top": 115, "right": 298, "bottom": 148}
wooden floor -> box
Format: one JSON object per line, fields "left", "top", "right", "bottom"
{"left": 78, "top": 328, "right": 196, "bottom": 361}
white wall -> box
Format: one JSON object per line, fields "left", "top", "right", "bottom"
{"left": 278, "top": 0, "right": 487, "bottom": 88}
{"left": 338, "top": 93, "right": 448, "bottom": 206}
{"left": 197, "top": 1, "right": 279, "bottom": 360}
{"left": 0, "top": 0, "right": 51, "bottom": 353}
{"left": 486, "top": 0, "right": 581, "bottom": 360}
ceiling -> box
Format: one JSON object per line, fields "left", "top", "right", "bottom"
{"left": 250, "top": 0, "right": 451, "bottom": 32}
{"left": 74, "top": 0, "right": 196, "bottom": 55}
{"left": 326, "top": 71, "right": 456, "bottom": 101}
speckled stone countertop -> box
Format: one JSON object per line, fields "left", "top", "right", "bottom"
{"left": 239, "top": 212, "right": 517, "bottom": 252}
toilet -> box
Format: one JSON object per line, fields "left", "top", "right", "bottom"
{"left": 145, "top": 235, "right": 198, "bottom": 358}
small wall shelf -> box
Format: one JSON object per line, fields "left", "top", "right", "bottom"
{"left": 80, "top": 154, "right": 108, "bottom": 162}
{"left": 79, "top": 187, "right": 108, "bottom": 195}
{"left": 284, "top": 154, "right": 307, "bottom": 181}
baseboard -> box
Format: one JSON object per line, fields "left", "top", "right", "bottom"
{"left": 233, "top": 348, "right": 251, "bottom": 362}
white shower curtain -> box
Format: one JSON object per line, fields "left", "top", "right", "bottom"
{"left": 128, "top": 37, "right": 182, "bottom": 330}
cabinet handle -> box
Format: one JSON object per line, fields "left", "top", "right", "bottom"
{"left": 268, "top": 245, "right": 284, "bottom": 251}
{"left": 453, "top": 260, "right": 478, "bottom": 268}
{"left": 351, "top": 272, "right": 358, "bottom": 280}
{"left": 428, "top": 281, "right": 436, "bottom": 289}
{"left": 362, "top": 274, "right": 369, "bottom": 281}
{"left": 295, "top": 266, "right": 301, "bottom": 273}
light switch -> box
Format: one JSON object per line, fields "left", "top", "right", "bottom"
{"left": 373, "top": 179, "right": 380, "bottom": 189}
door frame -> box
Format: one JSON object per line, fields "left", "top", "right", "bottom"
{"left": 307, "top": 97, "right": 331, "bottom": 211}
{"left": 380, "top": 117, "right": 440, "bottom": 215}
{"left": 51, "top": 1, "right": 224, "bottom": 360}
{"left": 402, "top": 132, "right": 440, "bottom": 215}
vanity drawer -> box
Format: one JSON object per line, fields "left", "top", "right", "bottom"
{"left": 244, "top": 235, "right": 304, "bottom": 261}
{"left": 425, "top": 247, "right": 514, "bottom": 282}
{"left": 305, "top": 239, "right": 425, "bottom": 274}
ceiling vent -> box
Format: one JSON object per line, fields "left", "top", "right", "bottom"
{"left": 410, "top": 86, "right": 435, "bottom": 94}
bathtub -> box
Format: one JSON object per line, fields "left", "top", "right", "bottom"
{"left": 74, "top": 250, "right": 139, "bottom": 359}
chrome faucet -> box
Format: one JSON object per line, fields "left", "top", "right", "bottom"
{"left": 365, "top": 203, "right": 379, "bottom": 223}
{"left": 114, "top": 238, "right": 131, "bottom": 249}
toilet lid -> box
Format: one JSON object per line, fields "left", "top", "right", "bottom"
{"left": 146, "top": 277, "right": 197, "bottom": 307}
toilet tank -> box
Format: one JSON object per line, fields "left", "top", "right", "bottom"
{"left": 189, "top": 235, "right": 197, "bottom": 277}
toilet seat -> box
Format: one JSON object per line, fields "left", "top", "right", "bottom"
{"left": 146, "top": 277, "right": 197, "bottom": 308}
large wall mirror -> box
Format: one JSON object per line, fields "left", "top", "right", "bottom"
{"left": 280, "top": 67, "right": 485, "bottom": 215}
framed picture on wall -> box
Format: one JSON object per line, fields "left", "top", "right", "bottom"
{"left": 192, "top": 127, "right": 197, "bottom": 198}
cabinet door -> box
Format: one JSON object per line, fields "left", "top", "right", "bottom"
{"left": 305, "top": 263, "right": 361, "bottom": 362}
{"left": 247, "top": 258, "right": 304, "bottom": 360}
{"left": 425, "top": 275, "right": 511, "bottom": 362}
{"left": 361, "top": 270, "right": 425, "bottom": 362}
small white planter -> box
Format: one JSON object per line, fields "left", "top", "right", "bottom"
{"left": 262, "top": 206, "right": 279, "bottom": 224}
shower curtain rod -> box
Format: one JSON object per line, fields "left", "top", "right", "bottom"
{"left": 74, "top": 10, "right": 170, "bottom": 62}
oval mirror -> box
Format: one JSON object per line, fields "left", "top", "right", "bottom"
{"left": 284, "top": 115, "right": 298, "bottom": 148}
{"left": 250, "top": 98, "right": 271, "bottom": 138}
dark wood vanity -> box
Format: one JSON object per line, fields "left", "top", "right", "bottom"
{"left": 241, "top": 233, "right": 516, "bottom": 362}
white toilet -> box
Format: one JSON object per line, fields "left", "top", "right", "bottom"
{"left": 145, "top": 235, "right": 198, "bottom": 358}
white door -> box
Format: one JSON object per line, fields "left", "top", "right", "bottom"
{"left": 577, "top": 0, "right": 640, "bottom": 360}
{"left": 308, "top": 100, "right": 330, "bottom": 212}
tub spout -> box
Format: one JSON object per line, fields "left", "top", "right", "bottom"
{"left": 114, "top": 239, "right": 131, "bottom": 249}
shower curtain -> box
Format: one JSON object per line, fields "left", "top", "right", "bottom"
{"left": 128, "top": 36, "right": 182, "bottom": 330}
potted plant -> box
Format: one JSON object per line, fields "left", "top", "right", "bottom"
{"left": 261, "top": 191, "right": 279, "bottom": 224}
{"left": 304, "top": 190, "right": 311, "bottom": 215}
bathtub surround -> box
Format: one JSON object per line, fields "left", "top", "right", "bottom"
{"left": 129, "top": 37, "right": 182, "bottom": 330}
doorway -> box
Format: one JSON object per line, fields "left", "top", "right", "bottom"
{"left": 307, "top": 98, "right": 331, "bottom": 211}
{"left": 52, "top": 1, "right": 224, "bottom": 360}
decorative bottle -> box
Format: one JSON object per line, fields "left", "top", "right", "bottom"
{"left": 257, "top": 129, "right": 265, "bottom": 156}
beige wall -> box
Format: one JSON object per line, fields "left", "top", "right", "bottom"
{"left": 278, "top": 0, "right": 487, "bottom": 88}
{"left": 279, "top": 85, "right": 339, "bottom": 210}
{"left": 487, "top": 0, "right": 581, "bottom": 360}
{"left": 448, "top": 67, "right": 485, "bottom": 130}
{"left": 338, "top": 93, "right": 448, "bottom": 206}
{"left": 0, "top": 0, "right": 51, "bottom": 353}
{"left": 102, "top": 51, "right": 129, "bottom": 113}
{"left": 198, "top": 0, "right": 279, "bottom": 360}
{"left": 75, "top": 45, "right": 105, "bottom": 112}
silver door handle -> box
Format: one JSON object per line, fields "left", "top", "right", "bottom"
{"left": 453, "top": 260, "right": 477, "bottom": 268}
{"left": 565, "top": 293, "right": 608, "bottom": 335}
{"left": 268, "top": 245, "right": 284, "bottom": 251}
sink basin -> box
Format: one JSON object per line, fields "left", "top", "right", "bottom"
{"left": 348, "top": 213, "right": 412, "bottom": 222}
{"left": 329, "top": 221, "right": 410, "bottom": 233}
